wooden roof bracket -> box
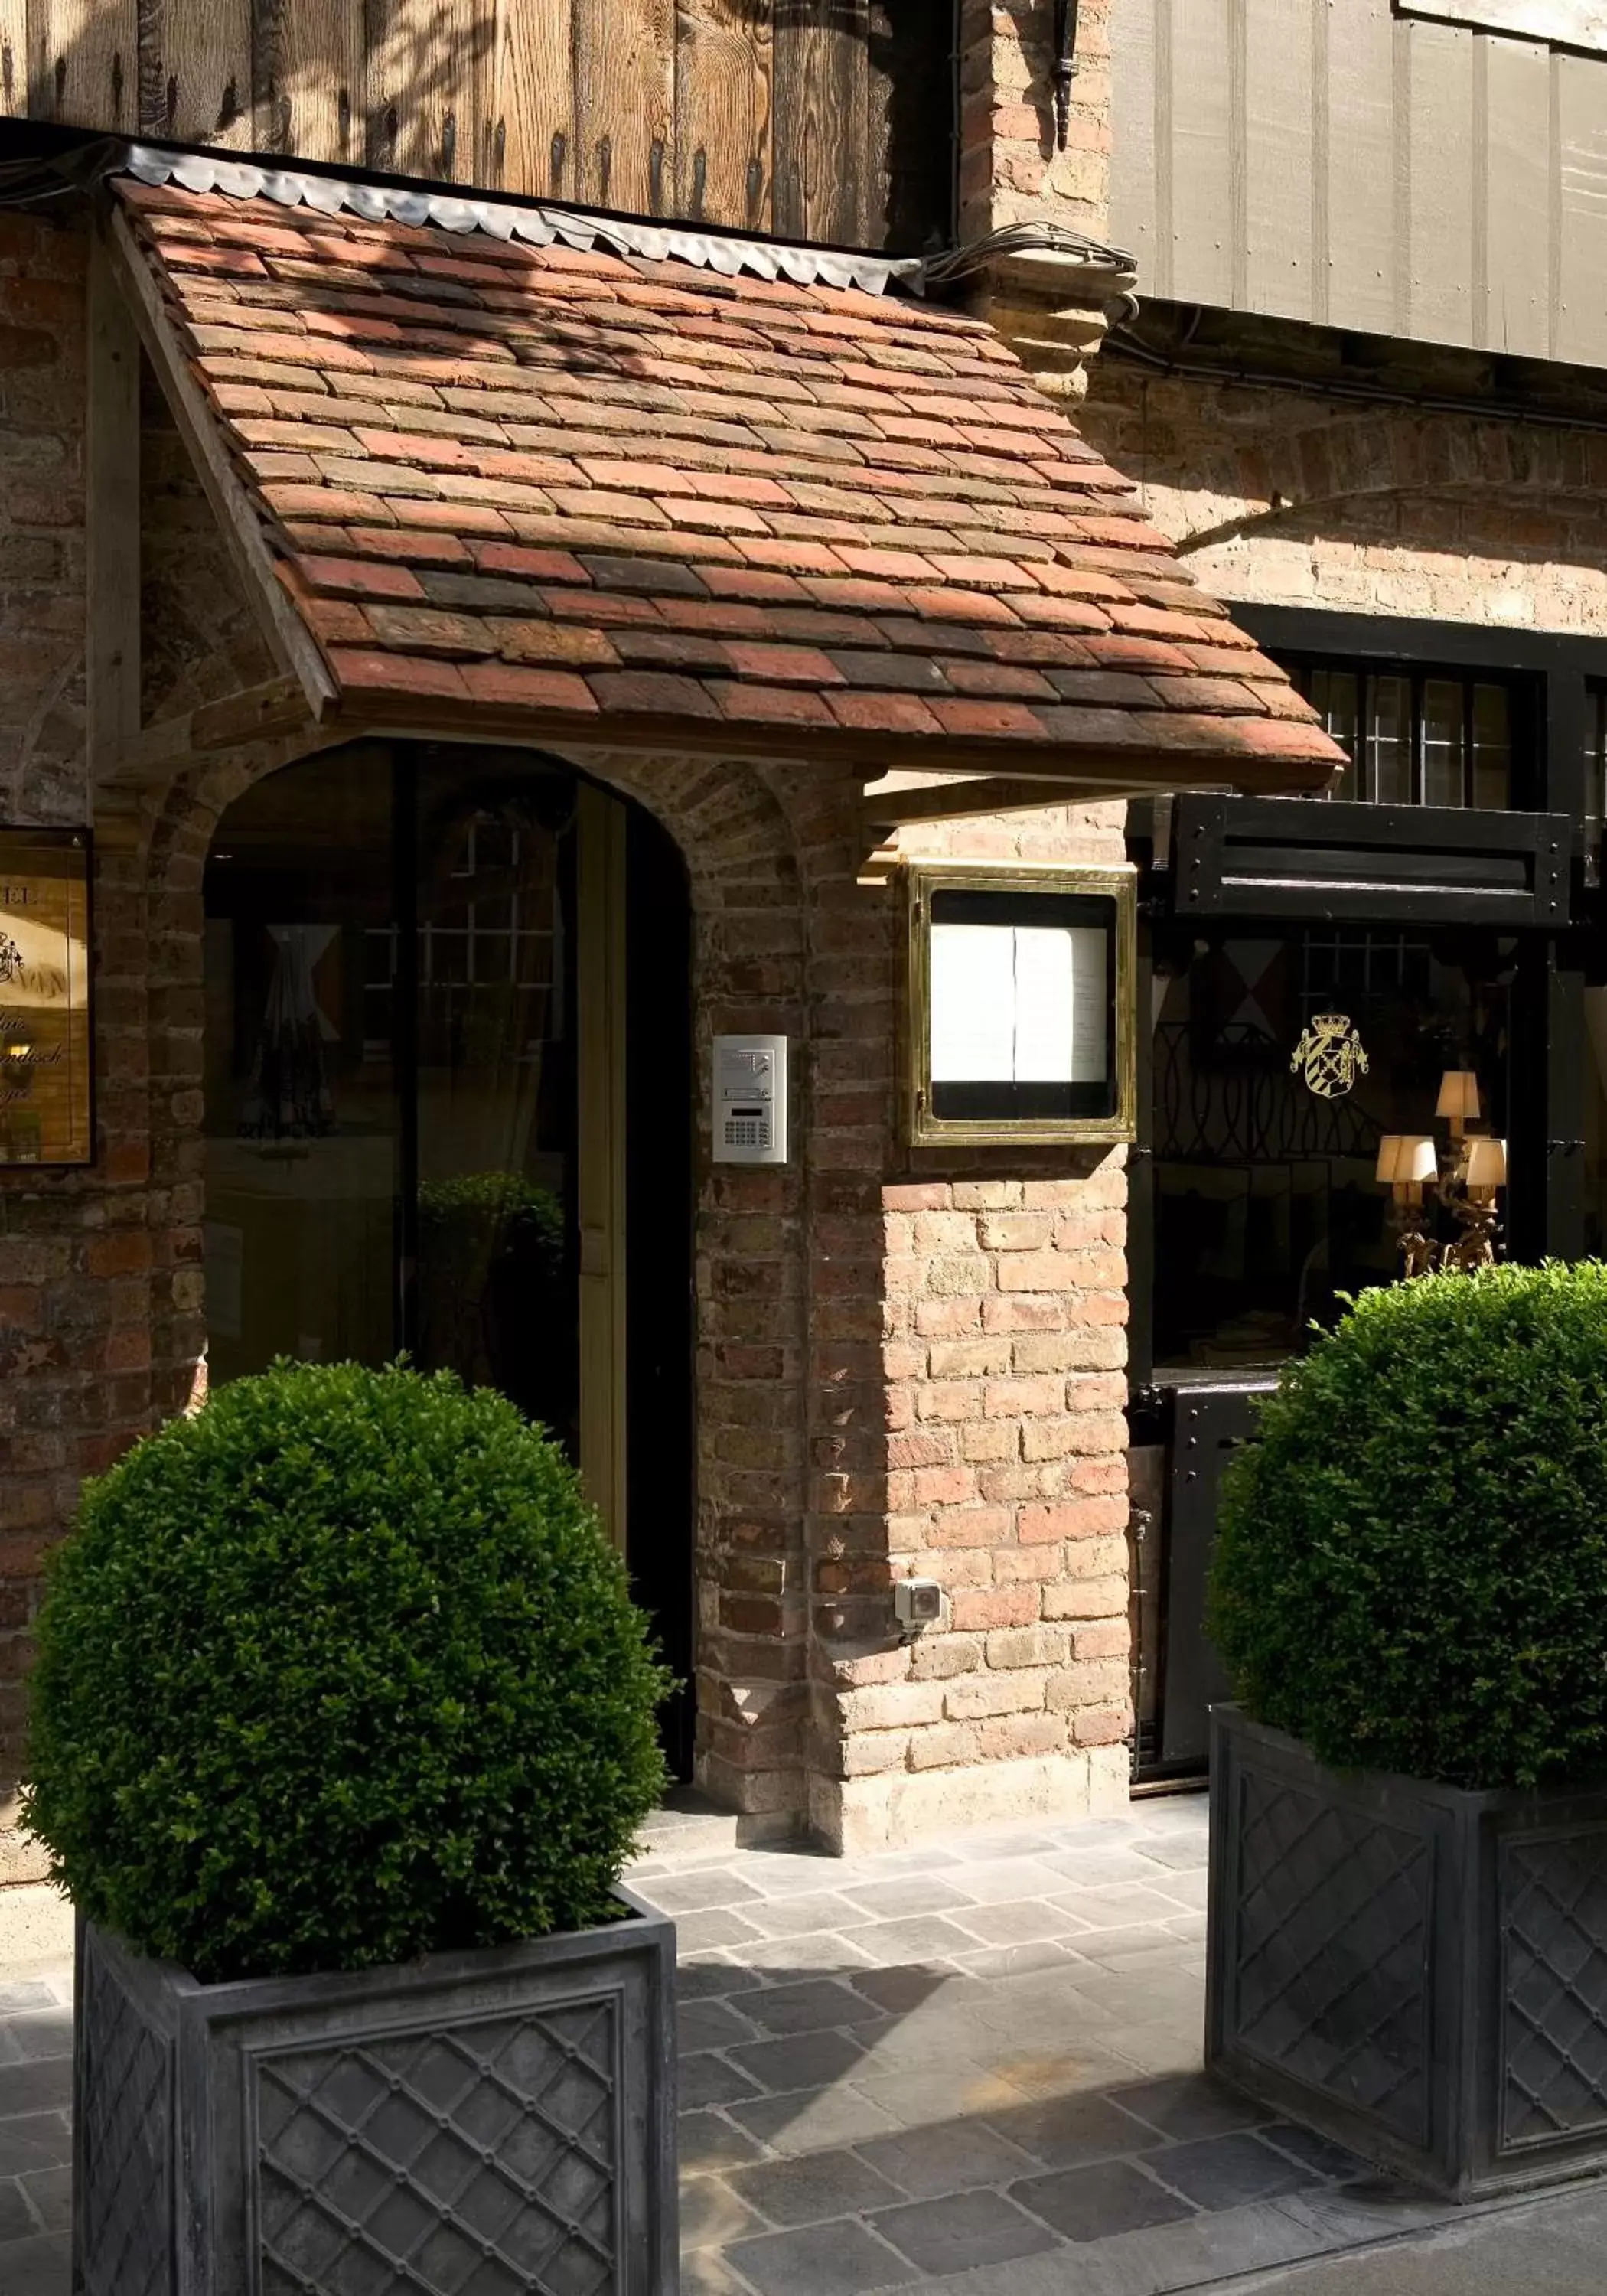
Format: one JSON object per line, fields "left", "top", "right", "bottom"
{"left": 99, "top": 204, "right": 339, "bottom": 778}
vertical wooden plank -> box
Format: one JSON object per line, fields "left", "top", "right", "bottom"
{"left": 1168, "top": 0, "right": 1234, "bottom": 309}
{"left": 1155, "top": 0, "right": 1175, "bottom": 296}
{"left": 865, "top": 0, "right": 950, "bottom": 253}
{"left": 254, "top": 0, "right": 364, "bottom": 165}
{"left": 487, "top": 0, "right": 574, "bottom": 198}
{"left": 1404, "top": 17, "right": 1475, "bottom": 347}
{"left": 86, "top": 236, "right": 141, "bottom": 778}
{"left": 576, "top": 784, "right": 630, "bottom": 1557}
{"left": 0, "top": 0, "right": 25, "bottom": 114}
{"left": 1323, "top": 0, "right": 1396, "bottom": 337}
{"left": 141, "top": 0, "right": 253, "bottom": 145}
{"left": 1243, "top": 0, "right": 1312, "bottom": 321}
{"left": 1553, "top": 51, "right": 1607, "bottom": 368}
{"left": 25, "top": 0, "right": 137, "bottom": 129}
{"left": 1481, "top": 34, "right": 1550, "bottom": 359}
{"left": 774, "top": 0, "right": 868, "bottom": 245}
{"left": 366, "top": 0, "right": 495, "bottom": 186}
{"left": 574, "top": 0, "right": 676, "bottom": 217}
{"left": 676, "top": 0, "right": 772, "bottom": 233}
{"left": 1108, "top": 0, "right": 1158, "bottom": 292}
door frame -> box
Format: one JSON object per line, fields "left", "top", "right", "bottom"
{"left": 576, "top": 783, "right": 630, "bottom": 1552}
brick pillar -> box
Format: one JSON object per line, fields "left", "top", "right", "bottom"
{"left": 804, "top": 804, "right": 1135, "bottom": 1854}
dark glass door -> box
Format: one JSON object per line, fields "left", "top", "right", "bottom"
{"left": 204, "top": 744, "right": 696, "bottom": 1774}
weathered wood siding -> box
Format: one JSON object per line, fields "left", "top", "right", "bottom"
{"left": 1110, "top": 0, "right": 1607, "bottom": 365}
{"left": 7, "top": 0, "right": 951, "bottom": 250}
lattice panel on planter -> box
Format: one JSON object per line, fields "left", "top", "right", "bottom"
{"left": 77, "top": 1935, "right": 174, "bottom": 2296}
{"left": 1231, "top": 1767, "right": 1432, "bottom": 2141}
{"left": 256, "top": 2001, "right": 621, "bottom": 2296}
{"left": 1501, "top": 1829, "right": 1607, "bottom": 2147}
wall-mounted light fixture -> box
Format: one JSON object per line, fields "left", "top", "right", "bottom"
{"left": 1376, "top": 1069, "right": 1508, "bottom": 1278}
{"left": 902, "top": 860, "right": 1136, "bottom": 1148}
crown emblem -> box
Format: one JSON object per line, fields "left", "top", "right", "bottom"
{"left": 1291, "top": 1012, "right": 1368, "bottom": 1100}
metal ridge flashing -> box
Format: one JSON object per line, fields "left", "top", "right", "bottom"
{"left": 120, "top": 144, "right": 927, "bottom": 297}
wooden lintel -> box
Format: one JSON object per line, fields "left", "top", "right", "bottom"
{"left": 104, "top": 208, "right": 339, "bottom": 722}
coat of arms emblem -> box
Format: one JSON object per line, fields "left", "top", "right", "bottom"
{"left": 1290, "top": 1012, "right": 1368, "bottom": 1099}
{"left": 0, "top": 932, "right": 20, "bottom": 986}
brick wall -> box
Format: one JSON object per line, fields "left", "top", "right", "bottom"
{"left": 960, "top": 0, "right": 1113, "bottom": 245}
{"left": 1080, "top": 357, "right": 1607, "bottom": 630}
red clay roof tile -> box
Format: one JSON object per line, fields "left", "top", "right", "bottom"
{"left": 116, "top": 178, "right": 1341, "bottom": 789}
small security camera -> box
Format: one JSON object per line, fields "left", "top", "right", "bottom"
{"left": 894, "top": 1578, "right": 944, "bottom": 1637}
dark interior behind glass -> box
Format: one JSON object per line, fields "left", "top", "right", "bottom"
{"left": 1151, "top": 924, "right": 1514, "bottom": 1369}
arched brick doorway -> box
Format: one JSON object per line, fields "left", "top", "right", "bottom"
{"left": 200, "top": 739, "right": 698, "bottom": 1774}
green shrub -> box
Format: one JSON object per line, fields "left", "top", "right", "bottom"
{"left": 1211, "top": 1263, "right": 1607, "bottom": 1792}
{"left": 24, "top": 1362, "right": 670, "bottom": 1982}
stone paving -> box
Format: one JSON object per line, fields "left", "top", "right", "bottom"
{"left": 2, "top": 1792, "right": 1602, "bottom": 2294}
{"left": 0, "top": 1964, "right": 73, "bottom": 2296}
{"left": 630, "top": 1793, "right": 1483, "bottom": 2296}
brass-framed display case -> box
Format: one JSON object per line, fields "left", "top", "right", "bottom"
{"left": 0, "top": 828, "right": 93, "bottom": 1166}
{"left": 901, "top": 859, "right": 1138, "bottom": 1149}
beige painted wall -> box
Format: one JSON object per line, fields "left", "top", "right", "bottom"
{"left": 1110, "top": 0, "right": 1607, "bottom": 367}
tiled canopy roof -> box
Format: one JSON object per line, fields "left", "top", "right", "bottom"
{"left": 114, "top": 177, "right": 1341, "bottom": 792}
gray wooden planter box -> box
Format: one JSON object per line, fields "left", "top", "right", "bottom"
{"left": 73, "top": 1887, "right": 677, "bottom": 2296}
{"left": 1208, "top": 1704, "right": 1607, "bottom": 2200}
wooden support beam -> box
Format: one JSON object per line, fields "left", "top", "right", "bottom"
{"left": 103, "top": 207, "right": 339, "bottom": 724}
{"left": 86, "top": 230, "right": 142, "bottom": 781}
{"left": 862, "top": 772, "right": 1175, "bottom": 826}
{"left": 99, "top": 677, "right": 342, "bottom": 788}
{"left": 190, "top": 673, "right": 316, "bottom": 751}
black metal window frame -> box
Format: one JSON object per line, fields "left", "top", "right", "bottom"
{"left": 1288, "top": 657, "right": 1522, "bottom": 811}
{"left": 1234, "top": 605, "right": 1607, "bottom": 828}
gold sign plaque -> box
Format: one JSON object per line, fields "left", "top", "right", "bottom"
{"left": 0, "top": 830, "right": 92, "bottom": 1166}
{"left": 902, "top": 860, "right": 1138, "bottom": 1149}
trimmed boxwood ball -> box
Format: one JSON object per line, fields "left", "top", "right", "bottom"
{"left": 1211, "top": 1263, "right": 1607, "bottom": 1793}
{"left": 23, "top": 1361, "right": 672, "bottom": 1983}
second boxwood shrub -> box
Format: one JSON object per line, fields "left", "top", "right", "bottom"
{"left": 1211, "top": 1262, "right": 1607, "bottom": 1792}
{"left": 24, "top": 1361, "right": 670, "bottom": 1982}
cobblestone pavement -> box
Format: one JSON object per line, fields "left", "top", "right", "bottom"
{"left": 2, "top": 1793, "right": 1601, "bottom": 2294}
